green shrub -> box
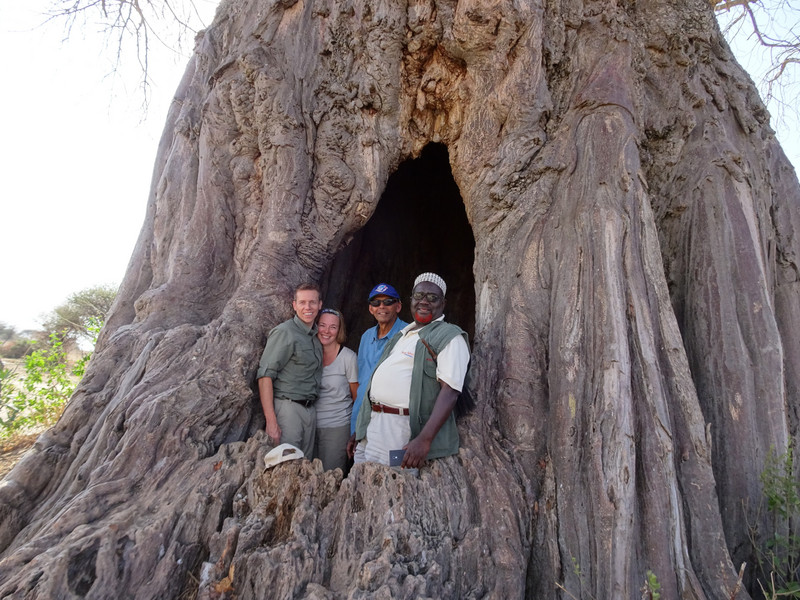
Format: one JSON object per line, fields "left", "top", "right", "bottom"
{"left": 642, "top": 570, "right": 661, "bottom": 600}
{"left": 0, "top": 333, "right": 89, "bottom": 439}
{"left": 754, "top": 446, "right": 800, "bottom": 598}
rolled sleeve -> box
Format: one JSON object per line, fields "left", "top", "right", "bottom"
{"left": 436, "top": 335, "right": 470, "bottom": 392}
{"left": 257, "top": 327, "right": 293, "bottom": 379}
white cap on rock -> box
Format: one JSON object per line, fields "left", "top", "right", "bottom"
{"left": 264, "top": 443, "right": 304, "bottom": 470}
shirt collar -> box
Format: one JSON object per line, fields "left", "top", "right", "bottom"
{"left": 372, "top": 317, "right": 404, "bottom": 341}
{"left": 401, "top": 315, "right": 445, "bottom": 335}
{"left": 293, "top": 314, "right": 317, "bottom": 335}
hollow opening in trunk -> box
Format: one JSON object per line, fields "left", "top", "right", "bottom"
{"left": 322, "top": 143, "right": 475, "bottom": 350}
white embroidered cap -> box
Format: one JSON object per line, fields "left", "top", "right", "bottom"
{"left": 413, "top": 272, "right": 447, "bottom": 296}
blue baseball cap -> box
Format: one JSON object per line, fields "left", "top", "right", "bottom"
{"left": 368, "top": 283, "right": 400, "bottom": 301}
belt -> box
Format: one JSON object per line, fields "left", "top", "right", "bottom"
{"left": 281, "top": 398, "right": 314, "bottom": 407}
{"left": 370, "top": 402, "right": 409, "bottom": 416}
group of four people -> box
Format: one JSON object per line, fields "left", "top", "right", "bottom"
{"left": 256, "top": 273, "right": 470, "bottom": 471}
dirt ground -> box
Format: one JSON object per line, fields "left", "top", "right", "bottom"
{"left": 0, "top": 433, "right": 39, "bottom": 479}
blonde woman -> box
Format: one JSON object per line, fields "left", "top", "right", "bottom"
{"left": 315, "top": 309, "right": 358, "bottom": 471}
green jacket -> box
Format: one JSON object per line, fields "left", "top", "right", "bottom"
{"left": 355, "top": 320, "right": 468, "bottom": 460}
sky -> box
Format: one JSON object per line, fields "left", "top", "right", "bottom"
{"left": 0, "top": 1, "right": 798, "bottom": 333}
{"left": 0, "top": 1, "right": 217, "bottom": 332}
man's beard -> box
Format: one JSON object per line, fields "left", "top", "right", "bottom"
{"left": 414, "top": 311, "right": 434, "bottom": 325}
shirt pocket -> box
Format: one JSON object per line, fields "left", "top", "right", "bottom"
{"left": 422, "top": 353, "right": 438, "bottom": 379}
{"left": 291, "top": 346, "right": 319, "bottom": 369}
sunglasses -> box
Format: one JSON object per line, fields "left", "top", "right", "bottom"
{"left": 411, "top": 292, "right": 442, "bottom": 303}
{"left": 369, "top": 298, "right": 398, "bottom": 307}
{"left": 320, "top": 308, "right": 341, "bottom": 316}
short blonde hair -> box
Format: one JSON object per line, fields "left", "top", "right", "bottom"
{"left": 294, "top": 282, "right": 321, "bottom": 301}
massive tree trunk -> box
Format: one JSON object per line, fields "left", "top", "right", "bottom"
{"left": 1, "top": 0, "right": 798, "bottom": 598}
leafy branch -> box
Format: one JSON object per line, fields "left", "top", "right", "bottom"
{"left": 0, "top": 325, "right": 99, "bottom": 440}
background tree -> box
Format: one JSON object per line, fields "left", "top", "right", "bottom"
{"left": 0, "top": 324, "right": 33, "bottom": 360}
{"left": 40, "top": 284, "right": 117, "bottom": 347}
{"left": 0, "top": 1, "right": 798, "bottom": 599}
{"left": 0, "top": 323, "right": 15, "bottom": 344}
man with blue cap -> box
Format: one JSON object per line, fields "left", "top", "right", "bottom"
{"left": 346, "top": 282, "right": 407, "bottom": 461}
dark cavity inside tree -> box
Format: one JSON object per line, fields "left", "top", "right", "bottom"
{"left": 323, "top": 142, "right": 475, "bottom": 345}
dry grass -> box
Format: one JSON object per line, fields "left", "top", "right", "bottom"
{"left": 0, "top": 431, "right": 45, "bottom": 479}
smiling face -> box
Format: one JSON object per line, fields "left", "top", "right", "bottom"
{"left": 292, "top": 289, "right": 322, "bottom": 326}
{"left": 368, "top": 294, "right": 402, "bottom": 327}
{"left": 317, "top": 312, "right": 341, "bottom": 347}
{"left": 410, "top": 281, "right": 445, "bottom": 325}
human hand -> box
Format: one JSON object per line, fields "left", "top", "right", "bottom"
{"left": 401, "top": 436, "right": 431, "bottom": 469}
{"left": 346, "top": 433, "right": 357, "bottom": 458}
{"left": 266, "top": 421, "right": 281, "bottom": 446}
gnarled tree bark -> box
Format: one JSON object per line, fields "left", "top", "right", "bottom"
{"left": 1, "top": 0, "right": 798, "bottom": 598}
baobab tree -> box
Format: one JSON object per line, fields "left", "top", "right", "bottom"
{"left": 1, "top": 0, "right": 798, "bottom": 598}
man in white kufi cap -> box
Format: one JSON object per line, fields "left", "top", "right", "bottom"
{"left": 353, "top": 272, "right": 470, "bottom": 468}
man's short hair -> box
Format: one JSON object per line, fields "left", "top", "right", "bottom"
{"left": 294, "top": 282, "right": 322, "bottom": 300}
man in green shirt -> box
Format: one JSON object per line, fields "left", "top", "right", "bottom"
{"left": 257, "top": 283, "right": 323, "bottom": 456}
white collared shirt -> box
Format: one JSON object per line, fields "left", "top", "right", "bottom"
{"left": 369, "top": 316, "right": 470, "bottom": 408}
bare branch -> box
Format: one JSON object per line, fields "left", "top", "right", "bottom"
{"left": 716, "top": 0, "right": 754, "bottom": 12}
{"left": 715, "top": 0, "right": 799, "bottom": 119}
{"left": 42, "top": 0, "right": 214, "bottom": 108}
